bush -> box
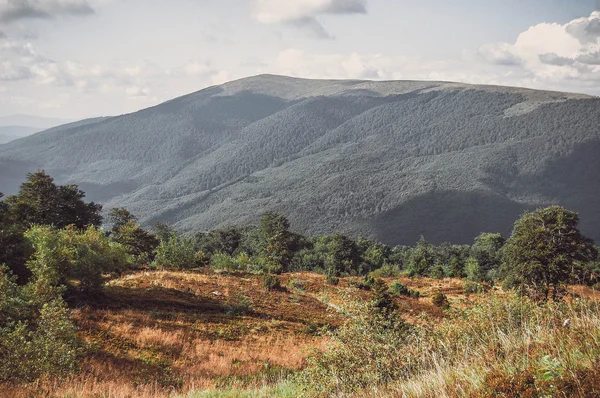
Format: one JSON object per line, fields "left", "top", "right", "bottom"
{"left": 211, "top": 252, "right": 237, "bottom": 272}
{"left": 296, "top": 297, "right": 411, "bottom": 395}
{"left": 464, "top": 280, "right": 486, "bottom": 294}
{"left": 431, "top": 291, "right": 450, "bottom": 310}
{"left": 288, "top": 279, "right": 307, "bottom": 291}
{"left": 226, "top": 292, "right": 253, "bottom": 316}
{"left": 25, "top": 225, "right": 132, "bottom": 296}
{"left": 152, "top": 233, "right": 198, "bottom": 270}
{"left": 326, "top": 274, "right": 339, "bottom": 285}
{"left": 369, "top": 264, "right": 401, "bottom": 278}
{"left": 262, "top": 274, "right": 281, "bottom": 291}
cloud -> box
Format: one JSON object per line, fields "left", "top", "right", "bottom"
{"left": 0, "top": 30, "right": 5, "bottom": 38}
{"left": 478, "top": 11, "right": 600, "bottom": 91}
{"left": 477, "top": 43, "right": 521, "bottom": 66}
{"left": 0, "top": 0, "right": 94, "bottom": 23}
{"left": 254, "top": 0, "right": 367, "bottom": 39}
{"left": 0, "top": 60, "right": 32, "bottom": 80}
{"left": 539, "top": 53, "right": 575, "bottom": 66}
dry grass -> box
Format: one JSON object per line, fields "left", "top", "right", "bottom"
{"left": 4, "top": 271, "right": 598, "bottom": 397}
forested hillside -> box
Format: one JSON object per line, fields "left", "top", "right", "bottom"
{"left": 0, "top": 75, "right": 598, "bottom": 245}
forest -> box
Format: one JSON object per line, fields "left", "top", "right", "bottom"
{"left": 1, "top": 171, "right": 600, "bottom": 397}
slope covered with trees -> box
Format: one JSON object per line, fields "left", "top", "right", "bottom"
{"left": 0, "top": 75, "right": 598, "bottom": 244}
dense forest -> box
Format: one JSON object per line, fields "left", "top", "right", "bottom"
{"left": 1, "top": 75, "right": 599, "bottom": 246}
{"left": 1, "top": 171, "right": 599, "bottom": 391}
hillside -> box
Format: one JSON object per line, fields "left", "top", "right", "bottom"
{"left": 0, "top": 75, "right": 599, "bottom": 245}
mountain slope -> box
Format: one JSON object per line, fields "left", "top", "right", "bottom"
{"left": 0, "top": 75, "right": 598, "bottom": 245}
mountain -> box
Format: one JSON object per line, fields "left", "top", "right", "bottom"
{"left": 0, "top": 75, "right": 599, "bottom": 245}
{"left": 0, "top": 114, "right": 76, "bottom": 144}
{"left": 0, "top": 126, "right": 42, "bottom": 144}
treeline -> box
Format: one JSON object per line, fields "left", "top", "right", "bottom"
{"left": 1, "top": 171, "right": 599, "bottom": 383}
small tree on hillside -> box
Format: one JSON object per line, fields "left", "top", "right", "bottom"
{"left": 501, "top": 206, "right": 597, "bottom": 301}
{"left": 5, "top": 170, "right": 102, "bottom": 229}
{"left": 259, "top": 212, "right": 293, "bottom": 274}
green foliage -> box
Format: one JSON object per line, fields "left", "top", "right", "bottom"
{"left": 5, "top": 170, "right": 102, "bottom": 229}
{"left": 502, "top": 206, "right": 598, "bottom": 301}
{"left": 471, "top": 232, "right": 505, "bottom": 281}
{"left": 260, "top": 212, "right": 293, "bottom": 274}
{"left": 407, "top": 236, "right": 434, "bottom": 277}
{"left": 152, "top": 233, "right": 200, "bottom": 270}
{"left": 448, "top": 256, "right": 465, "bottom": 278}
{"left": 369, "top": 263, "right": 402, "bottom": 278}
{"left": 325, "top": 274, "right": 339, "bottom": 285}
{"left": 388, "top": 281, "right": 419, "bottom": 298}
{"left": 261, "top": 274, "right": 281, "bottom": 291}
{"left": 25, "top": 225, "right": 132, "bottom": 296}
{"left": 296, "top": 297, "right": 411, "bottom": 395}
{"left": 111, "top": 221, "right": 159, "bottom": 266}
{"left": 371, "top": 279, "right": 397, "bottom": 314}
{"left": 226, "top": 292, "right": 253, "bottom": 316}
{"left": 431, "top": 291, "right": 450, "bottom": 310}
{"left": 464, "top": 280, "right": 486, "bottom": 294}
{"left": 465, "top": 257, "right": 483, "bottom": 282}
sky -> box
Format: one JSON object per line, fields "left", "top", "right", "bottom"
{"left": 1, "top": 0, "right": 600, "bottom": 119}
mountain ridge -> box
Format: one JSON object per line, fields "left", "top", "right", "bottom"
{"left": 0, "top": 75, "right": 598, "bottom": 245}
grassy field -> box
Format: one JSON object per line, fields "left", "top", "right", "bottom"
{"left": 2, "top": 270, "right": 599, "bottom": 397}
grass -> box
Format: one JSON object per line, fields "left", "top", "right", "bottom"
{"left": 2, "top": 271, "right": 599, "bottom": 397}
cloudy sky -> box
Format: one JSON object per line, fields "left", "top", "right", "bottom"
{"left": 1, "top": 0, "right": 600, "bottom": 119}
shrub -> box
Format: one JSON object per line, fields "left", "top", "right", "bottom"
{"left": 226, "top": 292, "right": 253, "bottom": 316}
{"left": 369, "top": 264, "right": 401, "bottom": 278}
{"left": 152, "top": 233, "right": 198, "bottom": 270}
{"left": 25, "top": 225, "right": 132, "bottom": 296}
{"left": 211, "top": 252, "right": 237, "bottom": 273}
{"left": 296, "top": 296, "right": 411, "bottom": 395}
{"left": 388, "top": 282, "right": 420, "bottom": 298}
{"left": 465, "top": 257, "right": 483, "bottom": 282}
{"left": 288, "top": 279, "right": 307, "bottom": 291}
{"left": 430, "top": 265, "right": 445, "bottom": 280}
{"left": 431, "top": 291, "right": 450, "bottom": 310}
{"left": 464, "top": 280, "right": 486, "bottom": 294}
{"left": 326, "top": 274, "right": 339, "bottom": 285}
{"left": 262, "top": 274, "right": 281, "bottom": 291}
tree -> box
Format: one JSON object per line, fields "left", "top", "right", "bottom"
{"left": 471, "top": 233, "right": 505, "bottom": 281}
{"left": 326, "top": 233, "right": 360, "bottom": 277}
{"left": 24, "top": 225, "right": 132, "bottom": 297}
{"left": 5, "top": 171, "right": 102, "bottom": 229}
{"left": 111, "top": 221, "right": 159, "bottom": 265}
{"left": 259, "top": 212, "right": 293, "bottom": 274}
{"left": 407, "top": 236, "right": 434, "bottom": 277}
{"left": 501, "top": 206, "right": 597, "bottom": 301}
{"left": 108, "top": 207, "right": 137, "bottom": 233}
{"left": 0, "top": 193, "right": 30, "bottom": 282}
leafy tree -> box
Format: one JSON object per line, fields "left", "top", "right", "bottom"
{"left": 0, "top": 193, "right": 30, "bottom": 282}
{"left": 259, "top": 212, "right": 293, "bottom": 274}
{"left": 471, "top": 233, "right": 505, "bottom": 281}
{"left": 326, "top": 233, "right": 361, "bottom": 276}
{"left": 501, "top": 206, "right": 597, "bottom": 301}
{"left": 407, "top": 236, "right": 434, "bottom": 277}
{"left": 111, "top": 221, "right": 159, "bottom": 266}
{"left": 465, "top": 257, "right": 483, "bottom": 282}
{"left": 5, "top": 171, "right": 102, "bottom": 229}
{"left": 24, "top": 225, "right": 132, "bottom": 297}
{"left": 152, "top": 232, "right": 200, "bottom": 270}
{"left": 108, "top": 207, "right": 137, "bottom": 233}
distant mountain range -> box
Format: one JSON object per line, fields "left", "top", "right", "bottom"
{"left": 0, "top": 115, "right": 74, "bottom": 144}
{"left": 0, "top": 75, "right": 598, "bottom": 245}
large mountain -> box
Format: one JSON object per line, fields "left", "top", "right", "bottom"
{"left": 0, "top": 75, "right": 599, "bottom": 245}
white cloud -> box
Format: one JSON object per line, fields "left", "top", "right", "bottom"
{"left": 254, "top": 0, "right": 367, "bottom": 39}
{"left": 479, "top": 11, "right": 600, "bottom": 88}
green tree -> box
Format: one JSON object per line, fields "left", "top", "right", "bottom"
{"left": 471, "top": 232, "right": 505, "bottom": 281}
{"left": 5, "top": 170, "right": 102, "bottom": 229}
{"left": 501, "top": 206, "right": 597, "bottom": 301}
{"left": 259, "top": 212, "right": 293, "bottom": 274}
{"left": 152, "top": 232, "right": 200, "bottom": 270}
{"left": 326, "top": 233, "right": 361, "bottom": 276}
{"left": 25, "top": 225, "right": 132, "bottom": 297}
{"left": 407, "top": 236, "right": 434, "bottom": 277}
{"left": 465, "top": 257, "right": 482, "bottom": 282}
{"left": 111, "top": 221, "right": 159, "bottom": 266}
{"left": 108, "top": 207, "right": 137, "bottom": 233}
{"left": 0, "top": 192, "right": 30, "bottom": 282}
